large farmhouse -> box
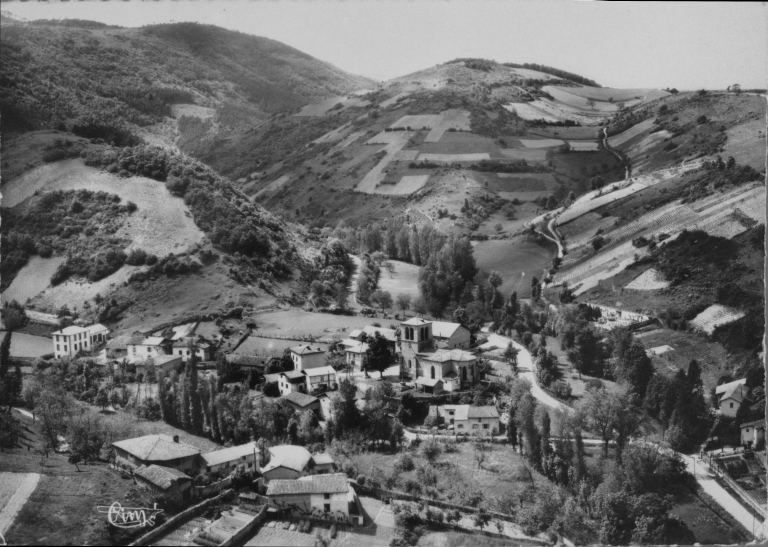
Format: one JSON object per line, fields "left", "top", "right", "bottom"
{"left": 112, "top": 434, "right": 200, "bottom": 475}
{"left": 52, "top": 324, "right": 110, "bottom": 359}
{"left": 266, "top": 473, "right": 357, "bottom": 523}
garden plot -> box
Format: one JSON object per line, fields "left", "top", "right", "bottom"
{"left": 518, "top": 138, "right": 564, "bottom": 148}
{"left": 312, "top": 122, "right": 350, "bottom": 144}
{"left": 0, "top": 473, "right": 40, "bottom": 538}
{"left": 4, "top": 159, "right": 204, "bottom": 257}
{"left": 503, "top": 103, "right": 560, "bottom": 123}
{"left": 253, "top": 174, "right": 291, "bottom": 198}
{"left": 568, "top": 141, "right": 599, "bottom": 151}
{"left": 375, "top": 175, "right": 430, "bottom": 196}
{"left": 417, "top": 152, "right": 490, "bottom": 162}
{"left": 356, "top": 132, "right": 413, "bottom": 193}
{"left": 690, "top": 305, "right": 745, "bottom": 335}
{"left": 624, "top": 268, "right": 671, "bottom": 291}
{"left": 2, "top": 256, "right": 65, "bottom": 304}
{"left": 608, "top": 118, "right": 656, "bottom": 148}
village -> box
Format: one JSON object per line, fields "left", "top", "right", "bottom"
{"left": 1, "top": 293, "right": 765, "bottom": 546}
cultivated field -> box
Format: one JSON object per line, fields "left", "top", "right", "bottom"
{"left": 389, "top": 114, "right": 443, "bottom": 130}
{"left": 254, "top": 309, "right": 377, "bottom": 337}
{"left": 0, "top": 331, "right": 52, "bottom": 358}
{"left": 608, "top": 118, "right": 656, "bottom": 148}
{"left": 375, "top": 175, "right": 431, "bottom": 195}
{"left": 294, "top": 96, "right": 370, "bottom": 117}
{"left": 417, "top": 153, "right": 491, "bottom": 162}
{"left": 2, "top": 256, "right": 65, "bottom": 304}
{"left": 376, "top": 260, "right": 422, "bottom": 302}
{"left": 623, "top": 268, "right": 671, "bottom": 291}
{"left": 4, "top": 159, "right": 205, "bottom": 257}
{"left": 518, "top": 138, "right": 564, "bottom": 148}
{"left": 542, "top": 86, "right": 631, "bottom": 112}
{"left": 253, "top": 174, "right": 291, "bottom": 198}
{"left": 495, "top": 148, "right": 548, "bottom": 162}
{"left": 472, "top": 237, "right": 555, "bottom": 297}
{"left": 502, "top": 103, "right": 560, "bottom": 123}
{"left": 424, "top": 109, "right": 472, "bottom": 142}
{"left": 357, "top": 133, "right": 413, "bottom": 193}
{"left": 568, "top": 141, "right": 599, "bottom": 151}
{"left": 689, "top": 305, "right": 746, "bottom": 335}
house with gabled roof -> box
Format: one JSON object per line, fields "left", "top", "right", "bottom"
{"left": 201, "top": 441, "right": 258, "bottom": 478}
{"left": 431, "top": 321, "right": 471, "bottom": 349}
{"left": 261, "top": 445, "right": 313, "bottom": 483}
{"left": 344, "top": 341, "right": 369, "bottom": 370}
{"left": 134, "top": 464, "right": 193, "bottom": 504}
{"left": 431, "top": 404, "right": 500, "bottom": 436}
{"left": 279, "top": 370, "right": 307, "bottom": 395}
{"left": 127, "top": 336, "right": 172, "bottom": 363}
{"left": 740, "top": 420, "right": 766, "bottom": 448}
{"left": 301, "top": 365, "right": 338, "bottom": 393}
{"left": 172, "top": 337, "right": 212, "bottom": 362}
{"left": 52, "top": 324, "right": 110, "bottom": 359}
{"left": 282, "top": 391, "right": 321, "bottom": 415}
{"left": 266, "top": 473, "right": 354, "bottom": 522}
{"left": 112, "top": 434, "right": 201, "bottom": 474}
{"left": 718, "top": 382, "right": 752, "bottom": 418}
{"left": 290, "top": 345, "right": 326, "bottom": 370}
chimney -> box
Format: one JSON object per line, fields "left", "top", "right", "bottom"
{"left": 173, "top": 435, "right": 179, "bottom": 443}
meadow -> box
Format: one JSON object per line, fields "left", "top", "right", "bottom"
{"left": 1, "top": 256, "right": 65, "bottom": 305}
{"left": 377, "top": 260, "right": 422, "bottom": 302}
{"left": 472, "top": 237, "right": 555, "bottom": 298}
{"left": 254, "top": 310, "right": 376, "bottom": 337}
{"left": 1, "top": 331, "right": 52, "bottom": 358}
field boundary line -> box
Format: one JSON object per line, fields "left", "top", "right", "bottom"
{"left": 0, "top": 473, "right": 41, "bottom": 538}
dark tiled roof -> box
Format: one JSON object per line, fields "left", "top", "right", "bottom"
{"left": 134, "top": 464, "right": 191, "bottom": 489}
{"left": 282, "top": 391, "right": 319, "bottom": 407}
{"left": 267, "top": 473, "right": 348, "bottom": 496}
{"left": 467, "top": 406, "right": 499, "bottom": 419}
{"left": 290, "top": 345, "right": 325, "bottom": 355}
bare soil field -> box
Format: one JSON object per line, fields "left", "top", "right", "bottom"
{"left": 424, "top": 109, "right": 472, "bottom": 142}
{"left": 416, "top": 131, "right": 501, "bottom": 155}
{"left": 376, "top": 260, "right": 421, "bottom": 302}
{"left": 1, "top": 256, "right": 65, "bottom": 305}
{"left": 5, "top": 159, "right": 205, "bottom": 257}
{"left": 357, "top": 133, "right": 413, "bottom": 193}
{"left": 389, "top": 114, "right": 444, "bottom": 130}
{"left": 312, "top": 122, "right": 351, "bottom": 144}
{"left": 495, "top": 148, "right": 548, "bottom": 162}
{"left": 472, "top": 237, "right": 555, "bottom": 297}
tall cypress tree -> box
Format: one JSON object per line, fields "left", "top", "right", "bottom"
{"left": 0, "top": 331, "right": 11, "bottom": 379}
{"left": 188, "top": 341, "right": 203, "bottom": 433}
{"left": 209, "top": 375, "right": 221, "bottom": 443}
{"left": 157, "top": 372, "right": 168, "bottom": 423}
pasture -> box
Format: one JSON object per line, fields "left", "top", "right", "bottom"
{"left": 0, "top": 331, "right": 52, "bottom": 358}
{"left": 376, "top": 260, "right": 421, "bottom": 302}
{"left": 724, "top": 119, "right": 766, "bottom": 170}
{"left": 607, "top": 118, "right": 656, "bottom": 148}
{"left": 4, "top": 159, "right": 205, "bottom": 257}
{"left": 357, "top": 133, "right": 412, "bottom": 193}
{"left": 472, "top": 237, "right": 555, "bottom": 297}
{"left": 2, "top": 256, "right": 65, "bottom": 304}
{"left": 549, "top": 85, "right": 665, "bottom": 104}
{"left": 233, "top": 335, "right": 329, "bottom": 356}
{"left": 417, "top": 153, "right": 490, "bottom": 162}
{"left": 31, "top": 264, "right": 143, "bottom": 311}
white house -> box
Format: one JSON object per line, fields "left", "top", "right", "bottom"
{"left": 740, "top": 420, "right": 766, "bottom": 448}
{"left": 261, "top": 445, "right": 314, "bottom": 483}
{"left": 172, "top": 338, "right": 212, "bottom": 362}
{"left": 416, "top": 348, "right": 477, "bottom": 394}
{"left": 290, "top": 345, "right": 327, "bottom": 370}
{"left": 430, "top": 405, "right": 500, "bottom": 436}
{"left": 717, "top": 381, "right": 751, "bottom": 418}
{"left": 201, "top": 441, "right": 258, "bottom": 477}
{"left": 279, "top": 370, "right": 307, "bottom": 395}
{"left": 302, "top": 365, "right": 338, "bottom": 393}
{"left": 344, "top": 342, "right": 369, "bottom": 370}
{"left": 431, "top": 321, "right": 471, "bottom": 349}
{"left": 127, "top": 336, "right": 171, "bottom": 363}
{"left": 266, "top": 473, "right": 353, "bottom": 523}
{"left": 52, "top": 324, "right": 111, "bottom": 359}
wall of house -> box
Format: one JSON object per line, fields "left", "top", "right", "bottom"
{"left": 444, "top": 327, "right": 471, "bottom": 349}
{"left": 263, "top": 467, "right": 302, "bottom": 483}
{"left": 310, "top": 492, "right": 348, "bottom": 517}
{"left": 720, "top": 399, "right": 740, "bottom": 418}
{"left": 269, "top": 492, "right": 349, "bottom": 522}
{"left": 295, "top": 352, "right": 326, "bottom": 370}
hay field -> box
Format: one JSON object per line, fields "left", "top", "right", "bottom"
{"left": 568, "top": 141, "right": 599, "bottom": 151}
{"left": 417, "top": 153, "right": 490, "bottom": 162}
{"left": 518, "top": 138, "right": 564, "bottom": 148}
{"left": 375, "top": 175, "right": 430, "bottom": 195}
{"left": 389, "top": 114, "right": 443, "bottom": 130}
{"left": 357, "top": 133, "right": 412, "bottom": 193}
{"left": 417, "top": 131, "right": 499, "bottom": 155}
{"left": 392, "top": 149, "right": 419, "bottom": 162}
{"left": 2, "top": 256, "right": 65, "bottom": 304}
{"left": 624, "top": 268, "right": 671, "bottom": 291}
{"left": 171, "top": 103, "right": 215, "bottom": 119}
{"left": 424, "top": 109, "right": 472, "bottom": 142}
{"left": 367, "top": 131, "right": 410, "bottom": 145}
{"left": 376, "top": 260, "right": 421, "bottom": 302}
{"left": 0, "top": 332, "right": 51, "bottom": 358}
{"left": 473, "top": 238, "right": 555, "bottom": 297}
{"left": 253, "top": 174, "right": 291, "bottom": 198}
{"left": 254, "top": 310, "right": 374, "bottom": 337}
{"left": 503, "top": 103, "right": 560, "bottom": 123}
{"left": 4, "top": 159, "right": 204, "bottom": 257}
{"left": 690, "top": 305, "right": 745, "bottom": 335}
{"left": 496, "top": 148, "right": 548, "bottom": 162}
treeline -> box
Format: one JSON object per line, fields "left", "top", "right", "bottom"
{"left": 1, "top": 189, "right": 135, "bottom": 290}
{"left": 502, "top": 62, "right": 601, "bottom": 87}
{"left": 83, "top": 145, "right": 291, "bottom": 261}
{"left": 469, "top": 159, "right": 550, "bottom": 174}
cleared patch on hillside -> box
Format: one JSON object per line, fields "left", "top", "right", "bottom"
{"left": 689, "top": 304, "right": 745, "bottom": 335}
{"left": 254, "top": 174, "right": 291, "bottom": 198}
{"left": 503, "top": 103, "right": 560, "bottom": 123}
{"left": 723, "top": 119, "right": 766, "bottom": 170}
{"left": 312, "top": 122, "right": 351, "bottom": 144}
{"left": 549, "top": 85, "right": 665, "bottom": 104}
{"left": 2, "top": 256, "right": 65, "bottom": 305}
{"left": 294, "top": 95, "right": 371, "bottom": 117}
{"left": 4, "top": 159, "right": 204, "bottom": 257}
{"left": 624, "top": 268, "right": 671, "bottom": 291}
{"left": 390, "top": 114, "right": 443, "bottom": 130}
{"left": 375, "top": 175, "right": 431, "bottom": 195}
{"left": 31, "top": 265, "right": 145, "bottom": 311}
{"left": 380, "top": 92, "right": 410, "bottom": 108}
{"left": 171, "top": 103, "right": 215, "bottom": 119}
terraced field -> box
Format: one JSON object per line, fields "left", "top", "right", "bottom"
{"left": 608, "top": 118, "right": 656, "bottom": 147}
{"left": 503, "top": 103, "right": 560, "bottom": 123}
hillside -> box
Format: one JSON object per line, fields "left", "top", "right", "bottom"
{"left": 0, "top": 17, "right": 374, "bottom": 144}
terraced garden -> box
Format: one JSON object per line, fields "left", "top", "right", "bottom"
{"left": 690, "top": 304, "right": 746, "bottom": 335}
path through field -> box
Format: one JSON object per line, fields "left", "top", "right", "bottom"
{"left": 0, "top": 473, "right": 41, "bottom": 539}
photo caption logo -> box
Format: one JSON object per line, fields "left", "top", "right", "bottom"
{"left": 95, "top": 502, "right": 164, "bottom": 528}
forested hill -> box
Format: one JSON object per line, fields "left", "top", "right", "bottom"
{"left": 0, "top": 17, "right": 374, "bottom": 141}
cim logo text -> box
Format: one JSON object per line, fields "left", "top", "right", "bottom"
{"left": 96, "top": 502, "right": 164, "bottom": 528}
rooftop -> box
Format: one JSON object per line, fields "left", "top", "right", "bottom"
{"left": 112, "top": 434, "right": 201, "bottom": 461}
{"left": 201, "top": 441, "right": 258, "bottom": 467}
{"left": 431, "top": 321, "right": 463, "bottom": 339}
{"left": 142, "top": 336, "right": 168, "bottom": 346}
{"left": 52, "top": 325, "right": 89, "bottom": 336}
{"left": 134, "top": 464, "right": 191, "bottom": 490}
{"left": 264, "top": 373, "right": 281, "bottom": 384}
{"left": 267, "top": 473, "right": 349, "bottom": 496}
{"left": 303, "top": 365, "right": 337, "bottom": 377}
{"left": 290, "top": 345, "right": 326, "bottom": 355}
{"left": 311, "top": 453, "right": 334, "bottom": 466}
{"left": 715, "top": 378, "right": 747, "bottom": 395}
{"left": 719, "top": 383, "right": 751, "bottom": 404}
{"left": 741, "top": 420, "right": 766, "bottom": 430}
{"left": 282, "top": 391, "right": 319, "bottom": 407}
{"left": 87, "top": 323, "right": 110, "bottom": 334}
{"left": 401, "top": 317, "right": 431, "bottom": 326}
{"left": 421, "top": 348, "right": 476, "bottom": 363}
{"left": 154, "top": 354, "right": 182, "bottom": 365}
{"left": 468, "top": 406, "right": 500, "bottom": 419}
{"left": 345, "top": 342, "right": 369, "bottom": 354}
{"left": 362, "top": 325, "right": 397, "bottom": 342}
{"left": 263, "top": 445, "right": 312, "bottom": 474}
{"left": 281, "top": 370, "right": 305, "bottom": 381}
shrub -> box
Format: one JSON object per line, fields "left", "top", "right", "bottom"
{"left": 550, "top": 380, "right": 572, "bottom": 399}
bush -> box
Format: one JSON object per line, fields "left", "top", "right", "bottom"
{"left": 550, "top": 380, "right": 572, "bottom": 400}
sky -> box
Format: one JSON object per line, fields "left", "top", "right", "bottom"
{"left": 3, "top": 1, "right": 767, "bottom": 90}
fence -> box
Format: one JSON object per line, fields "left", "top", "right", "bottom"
{"left": 219, "top": 505, "right": 267, "bottom": 547}
{"left": 195, "top": 477, "right": 232, "bottom": 497}
{"left": 706, "top": 460, "right": 767, "bottom": 518}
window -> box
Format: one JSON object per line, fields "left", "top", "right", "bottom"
{"left": 206, "top": 466, "right": 211, "bottom": 472}
{"left": 448, "top": 411, "right": 454, "bottom": 416}
{"left": 57, "top": 345, "right": 60, "bottom": 352}
{"left": 472, "top": 424, "right": 480, "bottom": 430}
{"left": 747, "top": 429, "right": 751, "bottom": 433}
{"left": 248, "top": 463, "right": 253, "bottom": 468}
{"left": 431, "top": 366, "right": 435, "bottom": 379}
{"left": 324, "top": 503, "right": 331, "bottom": 513}
{"left": 483, "top": 423, "right": 489, "bottom": 429}
{"left": 457, "top": 424, "right": 464, "bottom": 429}
{"left": 324, "top": 493, "right": 331, "bottom": 500}
{"left": 241, "top": 456, "right": 246, "bottom": 460}
{"left": 730, "top": 403, "right": 734, "bottom": 408}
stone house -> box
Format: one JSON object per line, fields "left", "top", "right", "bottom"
{"left": 741, "top": 420, "right": 766, "bottom": 448}
{"left": 112, "top": 434, "right": 200, "bottom": 475}
{"left": 266, "top": 473, "right": 353, "bottom": 522}
{"left": 134, "top": 464, "right": 193, "bottom": 504}
{"left": 278, "top": 370, "right": 307, "bottom": 395}
{"left": 290, "top": 345, "right": 327, "bottom": 371}
{"left": 201, "top": 441, "right": 258, "bottom": 478}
